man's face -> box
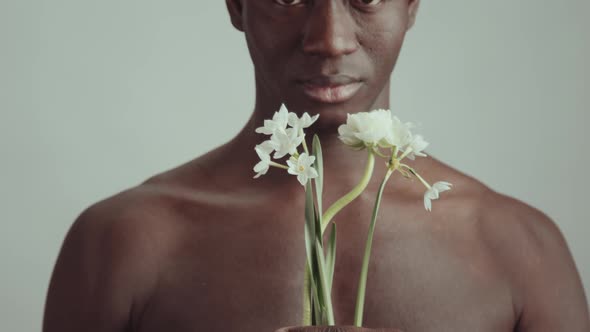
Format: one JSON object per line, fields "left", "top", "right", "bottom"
{"left": 227, "top": 0, "right": 419, "bottom": 117}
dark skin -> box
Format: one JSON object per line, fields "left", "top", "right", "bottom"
{"left": 43, "top": 0, "right": 590, "bottom": 331}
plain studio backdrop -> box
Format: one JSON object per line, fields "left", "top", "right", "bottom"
{"left": 1, "top": 0, "right": 588, "bottom": 330}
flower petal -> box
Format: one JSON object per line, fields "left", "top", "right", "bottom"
{"left": 433, "top": 181, "right": 453, "bottom": 192}
{"left": 287, "top": 112, "right": 299, "bottom": 128}
{"left": 423, "top": 194, "right": 432, "bottom": 211}
{"left": 253, "top": 160, "right": 269, "bottom": 178}
{"left": 307, "top": 166, "right": 319, "bottom": 179}
{"left": 297, "top": 173, "right": 307, "bottom": 186}
{"left": 255, "top": 147, "right": 271, "bottom": 162}
{"left": 286, "top": 159, "right": 298, "bottom": 175}
{"left": 256, "top": 140, "right": 276, "bottom": 156}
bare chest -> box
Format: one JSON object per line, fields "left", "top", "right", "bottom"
{"left": 137, "top": 209, "right": 517, "bottom": 332}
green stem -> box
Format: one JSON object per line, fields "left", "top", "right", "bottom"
{"left": 353, "top": 168, "right": 394, "bottom": 327}
{"left": 302, "top": 132, "right": 310, "bottom": 155}
{"left": 270, "top": 161, "right": 289, "bottom": 170}
{"left": 302, "top": 263, "right": 312, "bottom": 325}
{"left": 397, "top": 146, "right": 413, "bottom": 161}
{"left": 321, "top": 151, "right": 375, "bottom": 232}
{"left": 403, "top": 165, "right": 431, "bottom": 189}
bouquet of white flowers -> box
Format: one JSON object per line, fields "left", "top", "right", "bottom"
{"left": 254, "top": 104, "right": 452, "bottom": 327}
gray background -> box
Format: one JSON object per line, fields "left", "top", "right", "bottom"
{"left": 1, "top": 0, "right": 588, "bottom": 330}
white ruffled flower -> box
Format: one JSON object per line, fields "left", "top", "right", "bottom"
{"left": 287, "top": 153, "right": 319, "bottom": 186}
{"left": 386, "top": 115, "right": 414, "bottom": 149}
{"left": 288, "top": 112, "right": 319, "bottom": 134}
{"left": 270, "top": 128, "right": 305, "bottom": 159}
{"left": 253, "top": 148, "right": 272, "bottom": 178}
{"left": 423, "top": 181, "right": 452, "bottom": 211}
{"left": 255, "top": 104, "right": 289, "bottom": 135}
{"left": 338, "top": 109, "right": 394, "bottom": 150}
{"left": 403, "top": 134, "right": 429, "bottom": 160}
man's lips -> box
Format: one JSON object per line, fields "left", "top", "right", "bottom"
{"left": 297, "top": 75, "right": 363, "bottom": 104}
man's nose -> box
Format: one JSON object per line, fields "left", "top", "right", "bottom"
{"left": 302, "top": 2, "right": 359, "bottom": 57}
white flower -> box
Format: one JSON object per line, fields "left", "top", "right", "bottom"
{"left": 403, "top": 134, "right": 429, "bottom": 160}
{"left": 255, "top": 104, "right": 289, "bottom": 135}
{"left": 255, "top": 140, "right": 276, "bottom": 155}
{"left": 270, "top": 128, "right": 305, "bottom": 159}
{"left": 423, "top": 181, "right": 452, "bottom": 211}
{"left": 253, "top": 148, "right": 271, "bottom": 178}
{"left": 288, "top": 112, "right": 319, "bottom": 134}
{"left": 287, "top": 153, "right": 319, "bottom": 186}
{"left": 338, "top": 109, "right": 394, "bottom": 149}
{"left": 385, "top": 115, "right": 414, "bottom": 149}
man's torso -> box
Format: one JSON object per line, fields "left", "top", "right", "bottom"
{"left": 121, "top": 158, "right": 521, "bottom": 332}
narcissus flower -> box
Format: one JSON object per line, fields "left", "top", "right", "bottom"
{"left": 255, "top": 140, "right": 276, "bottom": 156}
{"left": 288, "top": 112, "right": 319, "bottom": 134}
{"left": 255, "top": 104, "right": 289, "bottom": 135}
{"left": 423, "top": 181, "right": 453, "bottom": 211}
{"left": 253, "top": 148, "right": 272, "bottom": 179}
{"left": 254, "top": 104, "right": 320, "bottom": 185}
{"left": 270, "top": 128, "right": 305, "bottom": 159}
{"left": 287, "top": 153, "right": 319, "bottom": 186}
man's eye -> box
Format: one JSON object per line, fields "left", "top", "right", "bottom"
{"left": 354, "top": 0, "right": 384, "bottom": 6}
{"left": 274, "top": 0, "right": 305, "bottom": 6}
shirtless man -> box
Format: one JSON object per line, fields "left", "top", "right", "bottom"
{"left": 43, "top": 1, "right": 590, "bottom": 331}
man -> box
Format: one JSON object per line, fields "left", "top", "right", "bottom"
{"left": 43, "top": 1, "right": 590, "bottom": 331}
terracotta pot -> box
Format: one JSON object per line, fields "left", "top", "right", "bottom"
{"left": 274, "top": 326, "right": 402, "bottom": 332}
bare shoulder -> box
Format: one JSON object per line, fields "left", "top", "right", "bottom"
{"left": 472, "top": 187, "right": 563, "bottom": 266}
{"left": 430, "top": 162, "right": 571, "bottom": 266}
{"left": 62, "top": 168, "right": 226, "bottom": 276}
{"left": 44, "top": 175, "right": 212, "bottom": 332}
{"left": 447, "top": 170, "right": 590, "bottom": 331}
{"left": 74, "top": 175, "right": 205, "bottom": 238}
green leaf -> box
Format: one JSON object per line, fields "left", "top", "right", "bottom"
{"left": 325, "top": 222, "right": 337, "bottom": 295}
{"left": 304, "top": 179, "right": 325, "bottom": 324}
{"left": 312, "top": 134, "right": 324, "bottom": 230}
{"left": 304, "top": 215, "right": 322, "bottom": 321}
{"left": 302, "top": 264, "right": 312, "bottom": 325}
{"left": 321, "top": 309, "right": 328, "bottom": 326}
{"left": 314, "top": 208, "right": 323, "bottom": 248}
{"left": 312, "top": 135, "right": 324, "bottom": 248}
{"left": 310, "top": 267, "right": 322, "bottom": 325}
{"left": 304, "top": 180, "right": 316, "bottom": 274}
{"left": 315, "top": 238, "right": 335, "bottom": 325}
